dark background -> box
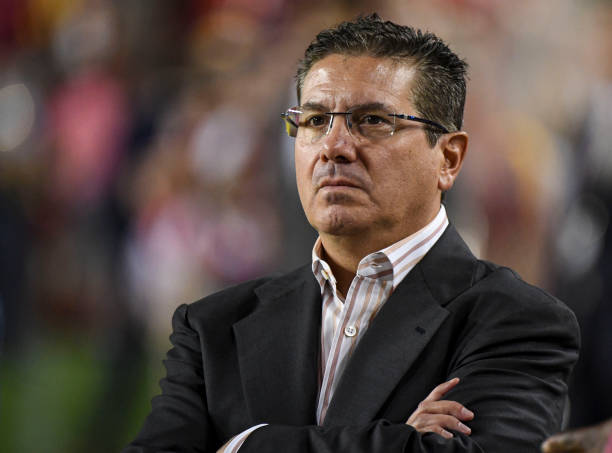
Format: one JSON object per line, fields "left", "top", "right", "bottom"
{"left": 1, "top": 0, "right": 611, "bottom": 451}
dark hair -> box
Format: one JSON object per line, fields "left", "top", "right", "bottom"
{"left": 296, "top": 13, "right": 468, "bottom": 146}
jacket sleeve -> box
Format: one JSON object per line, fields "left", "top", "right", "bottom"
{"left": 240, "top": 282, "right": 580, "bottom": 453}
{"left": 122, "top": 304, "right": 219, "bottom": 453}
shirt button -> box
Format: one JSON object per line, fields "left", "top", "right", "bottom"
{"left": 321, "top": 270, "right": 329, "bottom": 280}
{"left": 344, "top": 325, "right": 357, "bottom": 337}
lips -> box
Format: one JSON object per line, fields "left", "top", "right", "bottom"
{"left": 318, "top": 177, "right": 360, "bottom": 189}
{"left": 312, "top": 163, "right": 367, "bottom": 193}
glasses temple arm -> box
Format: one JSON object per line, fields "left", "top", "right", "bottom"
{"left": 391, "top": 114, "right": 449, "bottom": 133}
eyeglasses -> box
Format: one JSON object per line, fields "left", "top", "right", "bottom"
{"left": 280, "top": 106, "right": 449, "bottom": 143}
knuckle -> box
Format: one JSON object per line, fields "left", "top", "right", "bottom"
{"left": 440, "top": 414, "right": 458, "bottom": 427}
{"left": 431, "top": 388, "right": 443, "bottom": 398}
{"left": 415, "top": 414, "right": 431, "bottom": 424}
{"left": 413, "top": 422, "right": 425, "bottom": 430}
{"left": 434, "top": 426, "right": 447, "bottom": 437}
{"left": 450, "top": 402, "right": 464, "bottom": 414}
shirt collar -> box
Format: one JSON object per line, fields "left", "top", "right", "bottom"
{"left": 312, "top": 205, "right": 449, "bottom": 291}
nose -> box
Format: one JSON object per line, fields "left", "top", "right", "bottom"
{"left": 320, "top": 114, "right": 357, "bottom": 163}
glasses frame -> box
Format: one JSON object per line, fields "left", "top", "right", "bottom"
{"left": 280, "top": 107, "right": 449, "bottom": 141}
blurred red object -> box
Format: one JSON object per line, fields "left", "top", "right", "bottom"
{"left": 49, "top": 70, "right": 129, "bottom": 206}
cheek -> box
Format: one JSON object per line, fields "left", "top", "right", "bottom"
{"left": 294, "top": 152, "right": 314, "bottom": 203}
{"left": 373, "top": 157, "right": 436, "bottom": 205}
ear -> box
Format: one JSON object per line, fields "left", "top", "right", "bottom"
{"left": 438, "top": 131, "right": 468, "bottom": 192}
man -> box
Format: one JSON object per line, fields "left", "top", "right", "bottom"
{"left": 124, "top": 14, "right": 580, "bottom": 452}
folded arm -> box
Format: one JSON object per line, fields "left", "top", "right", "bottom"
{"left": 125, "top": 282, "right": 580, "bottom": 453}
{"left": 220, "top": 378, "right": 474, "bottom": 452}
{"left": 240, "top": 293, "right": 580, "bottom": 452}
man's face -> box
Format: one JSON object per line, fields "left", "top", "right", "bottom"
{"left": 295, "top": 54, "right": 446, "bottom": 245}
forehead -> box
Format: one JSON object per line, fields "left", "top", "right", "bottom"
{"left": 301, "top": 54, "right": 417, "bottom": 110}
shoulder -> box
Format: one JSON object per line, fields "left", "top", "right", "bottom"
{"left": 178, "top": 263, "right": 314, "bottom": 326}
{"left": 472, "top": 259, "right": 565, "bottom": 307}
{"left": 420, "top": 224, "right": 577, "bottom": 331}
{"left": 461, "top": 260, "right": 579, "bottom": 336}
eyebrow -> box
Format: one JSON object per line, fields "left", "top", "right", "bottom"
{"left": 300, "top": 101, "right": 395, "bottom": 112}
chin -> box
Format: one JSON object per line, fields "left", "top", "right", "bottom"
{"left": 311, "top": 208, "right": 365, "bottom": 236}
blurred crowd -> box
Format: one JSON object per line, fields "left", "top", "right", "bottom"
{"left": 0, "top": 0, "right": 611, "bottom": 452}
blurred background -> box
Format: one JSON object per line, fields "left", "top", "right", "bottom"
{"left": 1, "top": 0, "right": 611, "bottom": 451}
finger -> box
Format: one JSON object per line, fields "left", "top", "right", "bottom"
{"left": 418, "top": 400, "right": 475, "bottom": 420}
{"left": 423, "top": 377, "right": 460, "bottom": 402}
{"left": 408, "top": 413, "right": 472, "bottom": 435}
{"left": 419, "top": 424, "right": 461, "bottom": 440}
{"left": 406, "top": 400, "right": 473, "bottom": 426}
{"left": 431, "top": 426, "right": 454, "bottom": 439}
{"left": 408, "top": 420, "right": 454, "bottom": 439}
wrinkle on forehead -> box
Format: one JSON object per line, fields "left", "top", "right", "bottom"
{"left": 301, "top": 55, "right": 418, "bottom": 110}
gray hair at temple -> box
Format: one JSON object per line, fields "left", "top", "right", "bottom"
{"left": 296, "top": 13, "right": 468, "bottom": 146}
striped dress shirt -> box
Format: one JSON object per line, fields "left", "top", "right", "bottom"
{"left": 312, "top": 205, "right": 449, "bottom": 424}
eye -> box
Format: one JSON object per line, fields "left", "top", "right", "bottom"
{"left": 362, "top": 114, "right": 385, "bottom": 125}
{"left": 356, "top": 112, "right": 393, "bottom": 127}
{"left": 354, "top": 111, "right": 395, "bottom": 138}
{"left": 306, "top": 114, "right": 328, "bottom": 127}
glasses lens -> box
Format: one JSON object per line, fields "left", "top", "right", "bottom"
{"left": 351, "top": 110, "right": 395, "bottom": 139}
{"left": 281, "top": 107, "right": 397, "bottom": 141}
{"left": 297, "top": 108, "right": 331, "bottom": 142}
{"left": 282, "top": 108, "right": 301, "bottom": 137}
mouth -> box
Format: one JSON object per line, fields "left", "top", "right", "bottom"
{"left": 317, "top": 178, "right": 360, "bottom": 190}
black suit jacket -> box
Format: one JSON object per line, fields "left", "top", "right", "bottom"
{"left": 124, "top": 225, "right": 580, "bottom": 452}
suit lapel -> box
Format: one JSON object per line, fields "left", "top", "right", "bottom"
{"left": 233, "top": 265, "right": 321, "bottom": 425}
{"left": 323, "top": 224, "right": 478, "bottom": 427}
{"left": 322, "top": 268, "right": 448, "bottom": 426}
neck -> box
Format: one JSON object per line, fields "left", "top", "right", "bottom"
{"left": 319, "top": 237, "right": 362, "bottom": 297}
{"left": 318, "top": 206, "right": 442, "bottom": 296}
{"left": 319, "top": 231, "right": 401, "bottom": 296}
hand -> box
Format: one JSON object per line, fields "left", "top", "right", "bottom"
{"left": 406, "top": 377, "right": 474, "bottom": 439}
{"left": 541, "top": 418, "right": 612, "bottom": 453}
